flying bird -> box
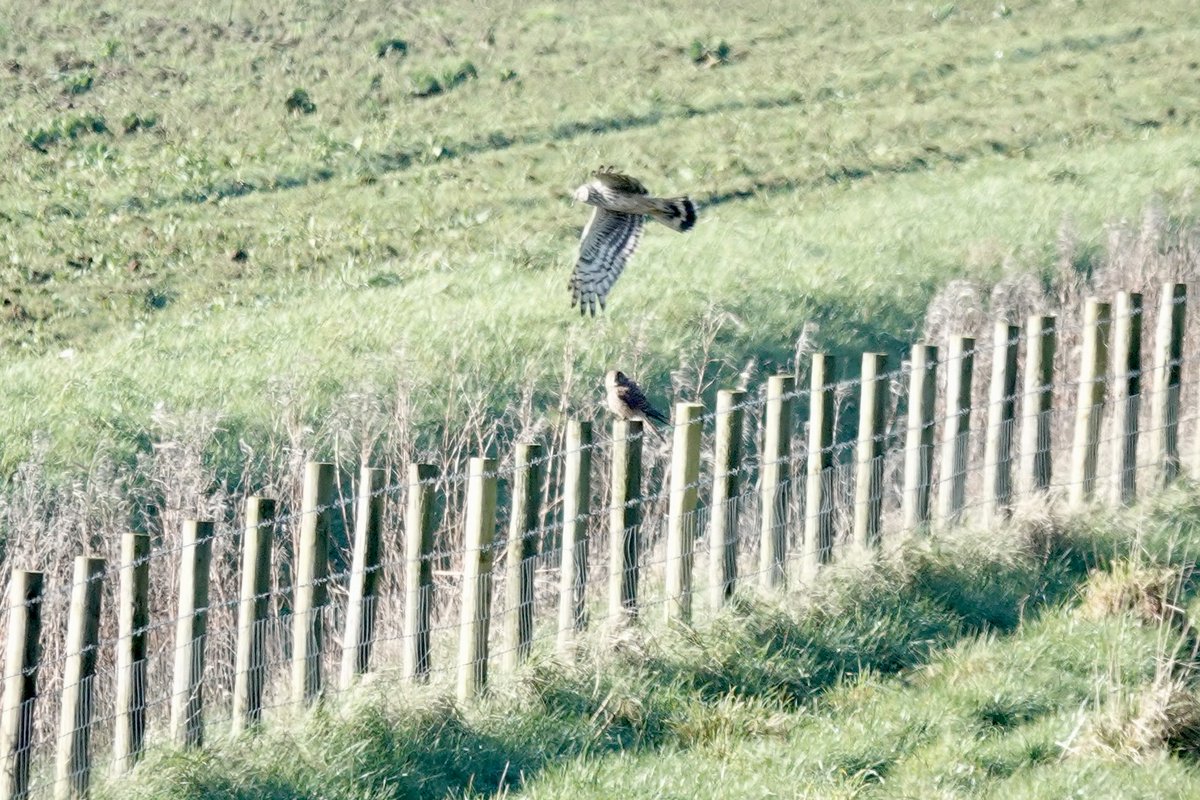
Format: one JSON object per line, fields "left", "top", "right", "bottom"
{"left": 569, "top": 167, "right": 697, "bottom": 316}
{"left": 606, "top": 369, "right": 670, "bottom": 432}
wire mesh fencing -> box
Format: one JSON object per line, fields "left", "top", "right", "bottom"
{"left": 1, "top": 284, "right": 1197, "bottom": 799}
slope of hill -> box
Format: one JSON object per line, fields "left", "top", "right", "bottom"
{"left": 104, "top": 490, "right": 1200, "bottom": 799}
{"left": 2, "top": 0, "right": 1199, "bottom": 479}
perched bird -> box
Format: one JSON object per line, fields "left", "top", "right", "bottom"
{"left": 606, "top": 369, "right": 670, "bottom": 432}
{"left": 569, "top": 167, "right": 697, "bottom": 316}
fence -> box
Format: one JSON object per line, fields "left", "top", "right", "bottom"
{"left": 0, "top": 283, "right": 1196, "bottom": 798}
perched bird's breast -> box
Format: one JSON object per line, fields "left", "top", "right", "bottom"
{"left": 606, "top": 387, "right": 628, "bottom": 417}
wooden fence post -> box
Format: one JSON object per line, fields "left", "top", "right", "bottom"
{"left": 852, "top": 353, "right": 888, "bottom": 550}
{"left": 456, "top": 457, "right": 498, "bottom": 701}
{"left": 113, "top": 533, "right": 150, "bottom": 771}
{"left": 403, "top": 465, "right": 438, "bottom": 682}
{"left": 232, "top": 497, "right": 275, "bottom": 735}
{"left": 503, "top": 443, "right": 543, "bottom": 671}
{"left": 291, "top": 462, "right": 334, "bottom": 706}
{"left": 170, "top": 520, "right": 213, "bottom": 749}
{"left": 1110, "top": 291, "right": 1143, "bottom": 505}
{"left": 801, "top": 355, "right": 835, "bottom": 583}
{"left": 709, "top": 391, "right": 745, "bottom": 608}
{"left": 1069, "top": 299, "right": 1112, "bottom": 508}
{"left": 758, "top": 375, "right": 794, "bottom": 589}
{"left": 1150, "top": 283, "right": 1186, "bottom": 487}
{"left": 340, "top": 467, "right": 385, "bottom": 689}
{"left": 556, "top": 420, "right": 593, "bottom": 658}
{"left": 665, "top": 403, "right": 703, "bottom": 623}
{"left": 607, "top": 422, "right": 642, "bottom": 622}
{"left": 901, "top": 346, "right": 937, "bottom": 532}
{"left": 54, "top": 556, "right": 105, "bottom": 800}
{"left": 1018, "top": 316, "right": 1056, "bottom": 497}
{"left": 982, "top": 324, "right": 1020, "bottom": 526}
{"left": 936, "top": 336, "right": 975, "bottom": 526}
{"left": 0, "top": 570, "right": 45, "bottom": 800}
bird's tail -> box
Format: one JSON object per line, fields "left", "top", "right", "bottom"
{"left": 646, "top": 196, "right": 697, "bottom": 232}
{"left": 646, "top": 406, "right": 671, "bottom": 426}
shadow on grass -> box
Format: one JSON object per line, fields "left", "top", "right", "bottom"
{"left": 644, "top": 522, "right": 1110, "bottom": 710}
{"left": 111, "top": 509, "right": 1182, "bottom": 800}
{"left": 102, "top": 91, "right": 809, "bottom": 215}
{"left": 81, "top": 23, "right": 1168, "bottom": 223}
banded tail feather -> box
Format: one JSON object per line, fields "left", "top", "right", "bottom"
{"left": 647, "top": 196, "right": 698, "bottom": 232}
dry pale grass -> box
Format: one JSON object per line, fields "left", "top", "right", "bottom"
{"left": 921, "top": 207, "right": 1200, "bottom": 481}
{"left": 1069, "top": 545, "right": 1200, "bottom": 765}
{"left": 1008, "top": 497, "right": 1077, "bottom": 558}
{"left": 1071, "top": 669, "right": 1200, "bottom": 763}
{"left": 668, "top": 691, "right": 793, "bottom": 750}
{"left": 1079, "top": 560, "right": 1189, "bottom": 627}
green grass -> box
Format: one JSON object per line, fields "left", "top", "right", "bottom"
{"left": 10, "top": 5, "right": 1200, "bottom": 795}
{"left": 1, "top": 1, "right": 1200, "bottom": 478}
{"left": 102, "top": 489, "right": 1200, "bottom": 799}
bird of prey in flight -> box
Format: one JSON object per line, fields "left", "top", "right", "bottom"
{"left": 569, "top": 167, "right": 697, "bottom": 316}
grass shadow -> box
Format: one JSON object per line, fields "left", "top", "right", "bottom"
{"left": 107, "top": 502, "right": 1192, "bottom": 800}
{"left": 643, "top": 520, "right": 1112, "bottom": 710}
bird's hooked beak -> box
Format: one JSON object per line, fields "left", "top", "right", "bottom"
{"left": 572, "top": 184, "right": 591, "bottom": 204}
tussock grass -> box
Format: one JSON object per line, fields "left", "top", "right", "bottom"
{"left": 1072, "top": 671, "right": 1200, "bottom": 764}
{"left": 104, "top": 489, "right": 1200, "bottom": 799}
{"left": 1080, "top": 560, "right": 1190, "bottom": 627}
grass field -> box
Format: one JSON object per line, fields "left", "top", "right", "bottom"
{"left": 103, "top": 490, "right": 1200, "bottom": 799}
{"left": 6, "top": 3, "right": 1200, "bottom": 796}
{"left": 2, "top": 0, "right": 1200, "bottom": 480}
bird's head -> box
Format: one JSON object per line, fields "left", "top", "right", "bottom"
{"left": 605, "top": 369, "right": 623, "bottom": 390}
{"left": 572, "top": 182, "right": 596, "bottom": 205}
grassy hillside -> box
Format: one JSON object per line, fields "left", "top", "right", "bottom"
{"left": 2, "top": 1, "right": 1200, "bottom": 478}
{"left": 103, "top": 489, "right": 1200, "bottom": 799}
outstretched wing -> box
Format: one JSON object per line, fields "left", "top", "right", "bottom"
{"left": 568, "top": 207, "right": 644, "bottom": 316}
{"left": 618, "top": 380, "right": 669, "bottom": 425}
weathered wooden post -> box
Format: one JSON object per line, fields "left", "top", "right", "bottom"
{"left": 666, "top": 403, "right": 704, "bottom": 623}
{"left": 113, "top": 533, "right": 150, "bottom": 771}
{"left": 170, "top": 520, "right": 214, "bottom": 748}
{"left": 291, "top": 462, "right": 334, "bottom": 706}
{"left": 1018, "top": 316, "right": 1056, "bottom": 496}
{"left": 403, "top": 464, "right": 438, "bottom": 682}
{"left": 1150, "top": 283, "right": 1186, "bottom": 487}
{"left": 232, "top": 497, "right": 275, "bottom": 735}
{"left": 556, "top": 420, "right": 593, "bottom": 658}
{"left": 456, "top": 457, "right": 498, "bottom": 701}
{"left": 709, "top": 391, "right": 744, "bottom": 607}
{"left": 982, "top": 324, "right": 1020, "bottom": 526}
{"left": 341, "top": 467, "right": 385, "bottom": 688}
{"left": 1068, "top": 299, "right": 1112, "bottom": 508}
{"left": 503, "top": 443, "right": 543, "bottom": 671}
{"left": 758, "top": 375, "right": 794, "bottom": 589}
{"left": 607, "top": 422, "right": 642, "bottom": 622}
{"left": 0, "top": 570, "right": 45, "bottom": 800}
{"left": 901, "top": 346, "right": 937, "bottom": 532}
{"left": 936, "top": 336, "right": 975, "bottom": 526}
{"left": 1110, "top": 291, "right": 1143, "bottom": 505}
{"left": 801, "top": 355, "right": 835, "bottom": 583}
{"left": 54, "top": 556, "right": 105, "bottom": 800}
{"left": 852, "top": 353, "right": 888, "bottom": 550}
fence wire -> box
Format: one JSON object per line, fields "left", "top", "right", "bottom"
{"left": 2, "top": 290, "right": 1199, "bottom": 799}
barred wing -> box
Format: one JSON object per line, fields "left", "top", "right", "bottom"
{"left": 568, "top": 207, "right": 644, "bottom": 316}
